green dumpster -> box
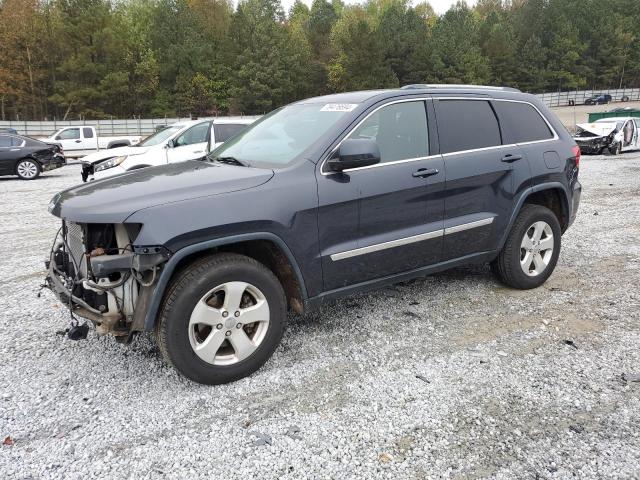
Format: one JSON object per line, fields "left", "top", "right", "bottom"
{"left": 588, "top": 110, "right": 640, "bottom": 122}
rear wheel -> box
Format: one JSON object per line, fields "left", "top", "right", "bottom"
{"left": 155, "top": 253, "right": 286, "bottom": 384}
{"left": 491, "top": 204, "right": 561, "bottom": 289}
{"left": 15, "top": 159, "right": 40, "bottom": 180}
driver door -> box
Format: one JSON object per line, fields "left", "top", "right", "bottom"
{"left": 166, "top": 122, "right": 211, "bottom": 163}
{"left": 55, "top": 127, "right": 82, "bottom": 152}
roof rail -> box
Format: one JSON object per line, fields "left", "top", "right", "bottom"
{"left": 401, "top": 84, "right": 521, "bottom": 93}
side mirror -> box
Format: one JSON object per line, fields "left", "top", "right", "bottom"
{"left": 327, "top": 138, "right": 380, "bottom": 172}
{"left": 166, "top": 139, "right": 175, "bottom": 148}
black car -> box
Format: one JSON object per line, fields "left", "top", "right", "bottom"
{"left": 0, "top": 134, "right": 66, "bottom": 179}
{"left": 45, "top": 85, "right": 581, "bottom": 385}
{"left": 0, "top": 127, "right": 18, "bottom": 134}
{"left": 585, "top": 94, "right": 612, "bottom": 105}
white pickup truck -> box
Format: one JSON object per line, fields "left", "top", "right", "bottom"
{"left": 41, "top": 126, "right": 142, "bottom": 158}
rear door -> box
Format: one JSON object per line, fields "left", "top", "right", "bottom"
{"left": 435, "top": 98, "right": 530, "bottom": 261}
{"left": 166, "top": 121, "right": 211, "bottom": 163}
{"left": 82, "top": 127, "right": 98, "bottom": 150}
{"left": 0, "top": 135, "right": 16, "bottom": 174}
{"left": 317, "top": 99, "right": 445, "bottom": 291}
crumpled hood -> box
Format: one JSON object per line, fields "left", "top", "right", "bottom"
{"left": 575, "top": 123, "right": 617, "bottom": 137}
{"left": 81, "top": 145, "right": 150, "bottom": 164}
{"left": 49, "top": 161, "right": 274, "bottom": 223}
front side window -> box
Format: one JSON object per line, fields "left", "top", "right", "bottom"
{"left": 57, "top": 128, "right": 80, "bottom": 140}
{"left": 493, "top": 101, "right": 553, "bottom": 144}
{"left": 209, "top": 103, "right": 355, "bottom": 168}
{"left": 348, "top": 101, "right": 428, "bottom": 163}
{"left": 436, "top": 100, "right": 501, "bottom": 153}
{"left": 175, "top": 122, "right": 210, "bottom": 147}
{"left": 213, "top": 124, "right": 248, "bottom": 143}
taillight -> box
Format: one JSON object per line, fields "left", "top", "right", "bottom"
{"left": 572, "top": 145, "right": 580, "bottom": 168}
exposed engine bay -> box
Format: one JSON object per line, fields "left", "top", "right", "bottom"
{"left": 45, "top": 221, "right": 169, "bottom": 340}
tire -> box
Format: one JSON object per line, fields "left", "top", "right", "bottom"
{"left": 609, "top": 142, "right": 622, "bottom": 155}
{"left": 491, "top": 204, "right": 561, "bottom": 290}
{"left": 155, "top": 253, "right": 286, "bottom": 385}
{"left": 15, "top": 158, "right": 40, "bottom": 180}
{"left": 622, "top": 96, "right": 629, "bottom": 102}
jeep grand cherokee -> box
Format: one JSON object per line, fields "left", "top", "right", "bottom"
{"left": 45, "top": 85, "right": 581, "bottom": 384}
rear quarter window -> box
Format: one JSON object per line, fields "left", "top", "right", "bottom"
{"left": 493, "top": 101, "right": 554, "bottom": 144}
{"left": 436, "top": 100, "right": 501, "bottom": 153}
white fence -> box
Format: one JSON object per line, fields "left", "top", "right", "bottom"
{"left": 0, "top": 115, "right": 261, "bottom": 137}
{"left": 535, "top": 88, "right": 640, "bottom": 107}
{"left": 2, "top": 87, "right": 640, "bottom": 136}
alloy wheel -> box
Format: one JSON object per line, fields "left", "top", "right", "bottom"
{"left": 520, "top": 221, "right": 554, "bottom": 277}
{"left": 17, "top": 160, "right": 38, "bottom": 179}
{"left": 188, "top": 281, "right": 270, "bottom": 366}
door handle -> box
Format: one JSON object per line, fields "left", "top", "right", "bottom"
{"left": 192, "top": 150, "right": 204, "bottom": 154}
{"left": 412, "top": 168, "right": 439, "bottom": 178}
{"left": 501, "top": 154, "right": 522, "bottom": 163}
{"left": 75, "top": 140, "right": 82, "bottom": 143}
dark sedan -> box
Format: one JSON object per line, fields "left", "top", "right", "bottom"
{"left": 0, "top": 134, "right": 66, "bottom": 180}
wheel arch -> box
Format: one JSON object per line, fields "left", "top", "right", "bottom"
{"left": 499, "top": 183, "right": 570, "bottom": 251}
{"left": 14, "top": 156, "right": 42, "bottom": 174}
{"left": 142, "top": 232, "right": 307, "bottom": 331}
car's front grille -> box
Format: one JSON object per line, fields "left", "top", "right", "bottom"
{"left": 64, "top": 221, "right": 87, "bottom": 277}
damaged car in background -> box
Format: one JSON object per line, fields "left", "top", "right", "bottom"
{"left": 573, "top": 117, "right": 640, "bottom": 155}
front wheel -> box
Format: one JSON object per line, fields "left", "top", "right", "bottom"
{"left": 16, "top": 159, "right": 40, "bottom": 180}
{"left": 609, "top": 142, "right": 622, "bottom": 155}
{"left": 156, "top": 253, "right": 286, "bottom": 385}
{"left": 491, "top": 205, "right": 561, "bottom": 289}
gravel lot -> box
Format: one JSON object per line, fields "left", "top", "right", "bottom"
{"left": 1, "top": 155, "right": 639, "bottom": 479}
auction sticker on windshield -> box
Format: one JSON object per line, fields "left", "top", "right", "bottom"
{"left": 320, "top": 103, "right": 358, "bottom": 112}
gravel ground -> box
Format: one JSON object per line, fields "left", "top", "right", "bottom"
{"left": 1, "top": 155, "right": 639, "bottom": 479}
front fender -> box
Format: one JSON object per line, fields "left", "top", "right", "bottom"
{"left": 141, "top": 232, "right": 307, "bottom": 331}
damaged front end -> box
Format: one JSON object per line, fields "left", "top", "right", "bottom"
{"left": 573, "top": 126, "right": 617, "bottom": 155}
{"left": 45, "top": 221, "right": 169, "bottom": 341}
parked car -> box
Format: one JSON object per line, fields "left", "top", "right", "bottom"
{"left": 79, "top": 118, "right": 254, "bottom": 182}
{"left": 573, "top": 117, "right": 640, "bottom": 155}
{"left": 0, "top": 127, "right": 18, "bottom": 134}
{"left": 0, "top": 133, "right": 65, "bottom": 179}
{"left": 45, "top": 85, "right": 581, "bottom": 384}
{"left": 40, "top": 126, "right": 142, "bottom": 158}
{"left": 584, "top": 93, "right": 612, "bottom": 105}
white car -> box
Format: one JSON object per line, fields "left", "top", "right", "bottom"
{"left": 41, "top": 126, "right": 142, "bottom": 158}
{"left": 80, "top": 119, "right": 254, "bottom": 181}
{"left": 573, "top": 117, "right": 640, "bottom": 155}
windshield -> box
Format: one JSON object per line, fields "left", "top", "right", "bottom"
{"left": 139, "top": 126, "right": 182, "bottom": 146}
{"left": 208, "top": 103, "right": 355, "bottom": 168}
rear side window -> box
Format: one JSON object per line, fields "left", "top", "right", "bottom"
{"left": 214, "top": 124, "right": 247, "bottom": 143}
{"left": 0, "top": 135, "right": 11, "bottom": 147}
{"left": 493, "top": 101, "right": 553, "bottom": 144}
{"left": 436, "top": 100, "right": 501, "bottom": 153}
{"left": 11, "top": 136, "right": 24, "bottom": 147}
{"left": 349, "top": 101, "right": 428, "bottom": 163}
{"left": 83, "top": 127, "right": 94, "bottom": 138}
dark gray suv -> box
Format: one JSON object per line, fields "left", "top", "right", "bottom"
{"left": 46, "top": 85, "right": 582, "bottom": 384}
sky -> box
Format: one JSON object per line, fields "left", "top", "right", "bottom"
{"left": 279, "top": 0, "right": 477, "bottom": 14}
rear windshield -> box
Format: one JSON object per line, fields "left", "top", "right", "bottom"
{"left": 208, "top": 103, "right": 354, "bottom": 168}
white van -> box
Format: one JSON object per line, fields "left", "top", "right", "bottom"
{"left": 80, "top": 118, "right": 254, "bottom": 181}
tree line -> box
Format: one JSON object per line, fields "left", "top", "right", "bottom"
{"left": 1, "top": 0, "right": 639, "bottom": 120}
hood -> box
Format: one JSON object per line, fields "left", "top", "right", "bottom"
{"left": 575, "top": 123, "right": 616, "bottom": 137}
{"left": 49, "top": 160, "right": 274, "bottom": 223}
{"left": 81, "top": 145, "right": 150, "bottom": 164}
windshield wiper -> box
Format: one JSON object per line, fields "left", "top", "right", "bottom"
{"left": 213, "top": 156, "right": 248, "bottom": 167}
